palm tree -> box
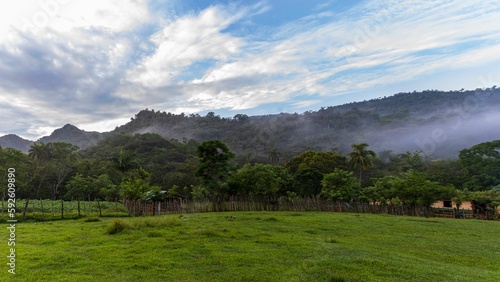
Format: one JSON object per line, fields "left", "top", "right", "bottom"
{"left": 268, "top": 148, "right": 282, "bottom": 166}
{"left": 348, "top": 143, "right": 376, "bottom": 182}
{"left": 28, "top": 142, "right": 49, "bottom": 161}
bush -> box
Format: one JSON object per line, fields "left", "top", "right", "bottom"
{"left": 106, "top": 219, "right": 131, "bottom": 234}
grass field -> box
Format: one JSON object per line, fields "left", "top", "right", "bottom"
{"left": 2, "top": 212, "right": 499, "bottom": 281}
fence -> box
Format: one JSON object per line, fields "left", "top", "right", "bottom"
{"left": 0, "top": 199, "right": 129, "bottom": 222}
{"left": 0, "top": 197, "right": 484, "bottom": 222}
{"left": 123, "top": 197, "right": 479, "bottom": 218}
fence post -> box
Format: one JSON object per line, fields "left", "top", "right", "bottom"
{"left": 97, "top": 199, "right": 102, "bottom": 217}
{"left": 40, "top": 198, "right": 44, "bottom": 222}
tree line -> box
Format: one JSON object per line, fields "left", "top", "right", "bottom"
{"left": 1, "top": 133, "right": 499, "bottom": 219}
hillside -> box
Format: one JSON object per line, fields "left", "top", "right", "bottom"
{"left": 2, "top": 87, "right": 500, "bottom": 159}
{"left": 0, "top": 134, "right": 33, "bottom": 153}
{"left": 112, "top": 88, "right": 500, "bottom": 159}
{"left": 37, "top": 124, "right": 105, "bottom": 150}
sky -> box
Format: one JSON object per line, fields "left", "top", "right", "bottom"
{"left": 1, "top": 0, "right": 500, "bottom": 140}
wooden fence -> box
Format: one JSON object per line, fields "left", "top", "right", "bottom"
{"left": 123, "top": 197, "right": 479, "bottom": 219}
{"left": 0, "top": 197, "right": 484, "bottom": 222}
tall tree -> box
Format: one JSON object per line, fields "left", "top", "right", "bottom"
{"left": 196, "top": 140, "right": 235, "bottom": 199}
{"left": 28, "top": 142, "right": 49, "bottom": 161}
{"left": 268, "top": 148, "right": 282, "bottom": 165}
{"left": 348, "top": 143, "right": 376, "bottom": 182}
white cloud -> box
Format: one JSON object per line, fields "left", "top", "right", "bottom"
{"left": 2, "top": 0, "right": 500, "bottom": 140}
{"left": 127, "top": 5, "right": 246, "bottom": 88}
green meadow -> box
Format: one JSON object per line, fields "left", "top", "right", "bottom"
{"left": 2, "top": 212, "right": 499, "bottom": 281}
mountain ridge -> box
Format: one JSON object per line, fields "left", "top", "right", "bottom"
{"left": 2, "top": 87, "right": 499, "bottom": 158}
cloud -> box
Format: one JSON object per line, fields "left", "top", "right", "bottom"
{"left": 127, "top": 5, "right": 248, "bottom": 88}
{"left": 1, "top": 0, "right": 500, "bottom": 140}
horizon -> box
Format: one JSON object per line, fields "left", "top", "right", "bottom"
{"left": 1, "top": 1, "right": 500, "bottom": 140}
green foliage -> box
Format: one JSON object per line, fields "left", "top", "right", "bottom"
{"left": 120, "top": 169, "right": 160, "bottom": 200}
{"left": 320, "top": 169, "right": 360, "bottom": 202}
{"left": 366, "top": 170, "right": 455, "bottom": 207}
{"left": 348, "top": 143, "right": 376, "bottom": 182}
{"left": 467, "top": 190, "right": 500, "bottom": 219}
{"left": 0, "top": 147, "right": 30, "bottom": 196}
{"left": 196, "top": 140, "right": 235, "bottom": 198}
{"left": 284, "top": 150, "right": 347, "bottom": 174}
{"left": 459, "top": 140, "right": 500, "bottom": 191}
{"left": 106, "top": 219, "right": 132, "bottom": 234}
{"left": 229, "top": 163, "right": 281, "bottom": 196}
{"left": 65, "top": 173, "right": 116, "bottom": 200}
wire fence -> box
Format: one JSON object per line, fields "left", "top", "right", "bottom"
{"left": 0, "top": 199, "right": 129, "bottom": 222}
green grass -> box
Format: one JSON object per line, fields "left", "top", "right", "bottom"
{"left": 2, "top": 212, "right": 499, "bottom": 281}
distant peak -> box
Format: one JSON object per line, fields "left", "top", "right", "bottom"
{"left": 62, "top": 124, "right": 79, "bottom": 129}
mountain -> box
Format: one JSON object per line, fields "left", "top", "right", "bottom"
{"left": 1, "top": 87, "right": 499, "bottom": 159}
{"left": 0, "top": 134, "right": 34, "bottom": 153}
{"left": 37, "top": 124, "right": 105, "bottom": 150}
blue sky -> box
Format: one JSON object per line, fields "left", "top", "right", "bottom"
{"left": 1, "top": 0, "right": 500, "bottom": 139}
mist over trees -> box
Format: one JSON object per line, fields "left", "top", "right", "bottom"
{"left": 1, "top": 88, "right": 500, "bottom": 218}
{"left": 2, "top": 88, "right": 500, "bottom": 160}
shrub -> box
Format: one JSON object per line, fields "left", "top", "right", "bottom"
{"left": 106, "top": 219, "right": 131, "bottom": 234}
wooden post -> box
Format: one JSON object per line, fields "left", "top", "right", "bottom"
{"left": 97, "top": 199, "right": 102, "bottom": 217}
{"left": 41, "top": 198, "right": 45, "bottom": 222}
{"left": 23, "top": 199, "right": 30, "bottom": 221}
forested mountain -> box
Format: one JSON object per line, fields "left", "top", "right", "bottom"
{"left": 37, "top": 124, "right": 105, "bottom": 150}
{"left": 111, "top": 87, "right": 500, "bottom": 159}
{"left": 2, "top": 87, "right": 500, "bottom": 159}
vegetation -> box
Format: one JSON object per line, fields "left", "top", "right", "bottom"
{"left": 1, "top": 134, "right": 500, "bottom": 219}
{"left": 2, "top": 212, "right": 499, "bottom": 281}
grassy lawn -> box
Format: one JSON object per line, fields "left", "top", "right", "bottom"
{"left": 1, "top": 212, "right": 499, "bottom": 281}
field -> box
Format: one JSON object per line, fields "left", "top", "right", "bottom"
{"left": 2, "top": 212, "right": 499, "bottom": 281}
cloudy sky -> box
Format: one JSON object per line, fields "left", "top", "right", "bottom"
{"left": 1, "top": 0, "right": 500, "bottom": 140}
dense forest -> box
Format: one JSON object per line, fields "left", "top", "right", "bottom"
{"left": 1, "top": 134, "right": 499, "bottom": 219}
{"left": 2, "top": 87, "right": 500, "bottom": 160}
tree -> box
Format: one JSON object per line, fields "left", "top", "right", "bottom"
{"left": 229, "top": 163, "right": 281, "bottom": 197}
{"left": 459, "top": 140, "right": 500, "bottom": 191}
{"left": 195, "top": 140, "right": 235, "bottom": 199}
{"left": 268, "top": 148, "right": 282, "bottom": 165}
{"left": 320, "top": 169, "right": 360, "bottom": 202}
{"left": 284, "top": 151, "right": 347, "bottom": 174}
{"left": 366, "top": 170, "right": 455, "bottom": 208}
{"left": 348, "top": 143, "right": 376, "bottom": 182}
{"left": 120, "top": 169, "right": 160, "bottom": 201}
{"left": 28, "top": 142, "right": 49, "bottom": 161}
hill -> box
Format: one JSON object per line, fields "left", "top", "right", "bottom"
{"left": 0, "top": 134, "right": 34, "bottom": 153}
{"left": 37, "top": 124, "right": 105, "bottom": 150}
{"left": 2, "top": 87, "right": 499, "bottom": 159}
